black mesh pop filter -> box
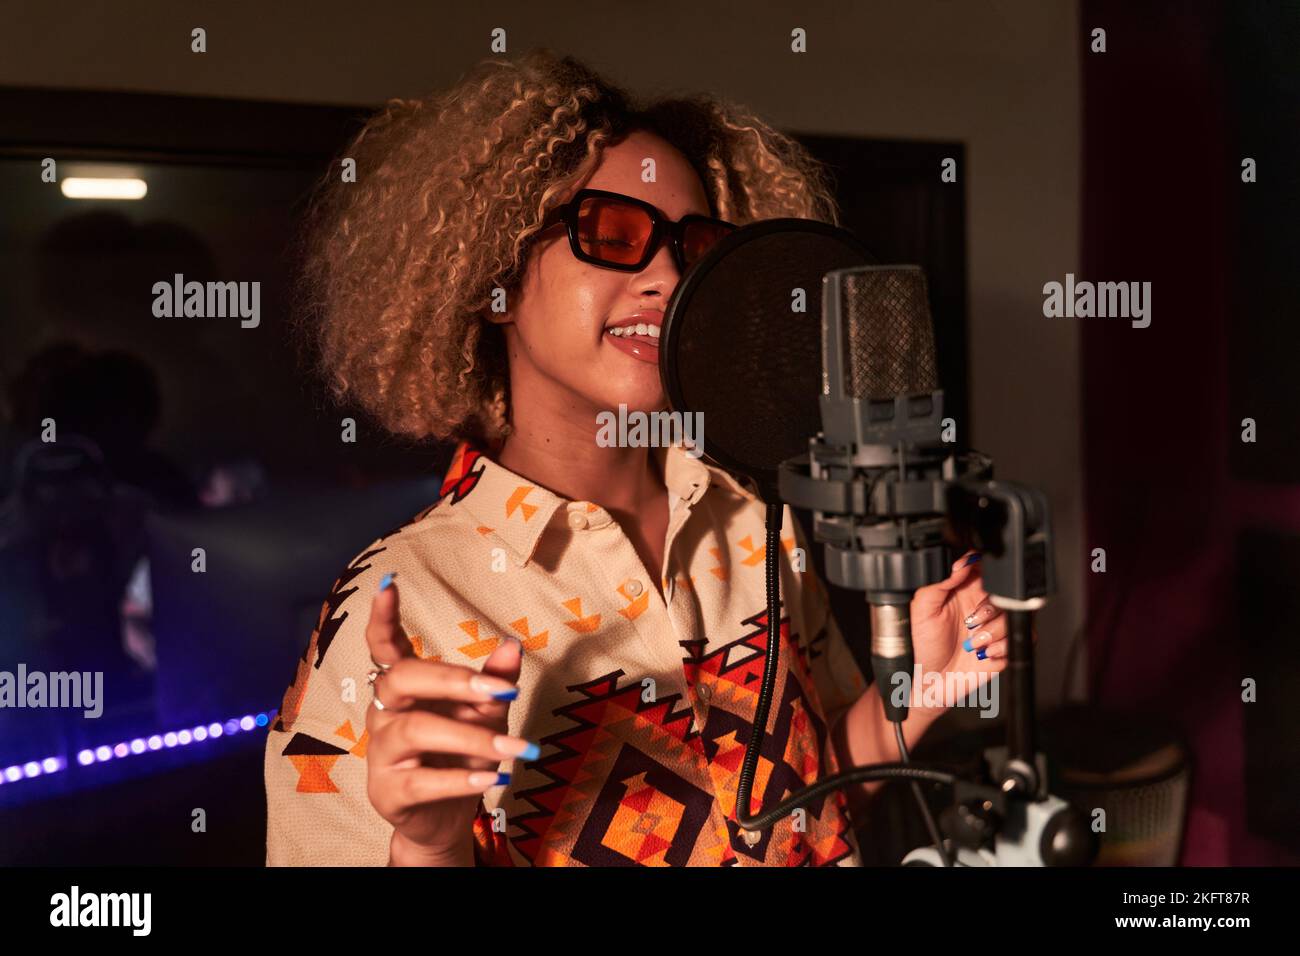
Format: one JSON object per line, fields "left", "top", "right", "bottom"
{"left": 659, "top": 219, "right": 874, "bottom": 500}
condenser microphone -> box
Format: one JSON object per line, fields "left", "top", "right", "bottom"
{"left": 782, "top": 265, "right": 990, "bottom": 722}
{"left": 829, "top": 266, "right": 943, "bottom": 721}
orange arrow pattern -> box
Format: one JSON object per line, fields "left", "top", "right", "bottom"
{"left": 737, "top": 533, "right": 796, "bottom": 567}
{"left": 456, "top": 619, "right": 502, "bottom": 658}
{"left": 406, "top": 632, "right": 441, "bottom": 661}
{"left": 562, "top": 597, "right": 601, "bottom": 633}
{"left": 505, "top": 485, "right": 538, "bottom": 521}
{"left": 334, "top": 720, "right": 370, "bottom": 758}
{"left": 509, "top": 616, "right": 549, "bottom": 652}
{"left": 617, "top": 580, "right": 649, "bottom": 620}
{"left": 663, "top": 573, "right": 696, "bottom": 593}
{"left": 707, "top": 546, "right": 728, "bottom": 581}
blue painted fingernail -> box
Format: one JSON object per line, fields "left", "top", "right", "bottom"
{"left": 963, "top": 638, "right": 974, "bottom": 652}
{"left": 495, "top": 772, "right": 511, "bottom": 786}
{"left": 976, "top": 648, "right": 987, "bottom": 661}
{"left": 964, "top": 553, "right": 982, "bottom": 566}
{"left": 519, "top": 741, "right": 540, "bottom": 760}
{"left": 490, "top": 687, "right": 519, "bottom": 701}
{"left": 379, "top": 572, "right": 395, "bottom": 591}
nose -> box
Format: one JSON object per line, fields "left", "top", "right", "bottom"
{"left": 629, "top": 235, "right": 681, "bottom": 301}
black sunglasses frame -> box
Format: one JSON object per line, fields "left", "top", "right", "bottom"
{"left": 537, "top": 188, "right": 737, "bottom": 272}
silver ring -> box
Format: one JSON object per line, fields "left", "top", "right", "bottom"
{"left": 368, "top": 667, "right": 389, "bottom": 710}
{"left": 370, "top": 658, "right": 393, "bottom": 672}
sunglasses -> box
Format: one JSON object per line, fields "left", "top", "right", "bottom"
{"left": 536, "top": 188, "right": 737, "bottom": 272}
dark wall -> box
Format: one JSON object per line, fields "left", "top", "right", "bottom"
{"left": 1081, "top": 0, "right": 1300, "bottom": 864}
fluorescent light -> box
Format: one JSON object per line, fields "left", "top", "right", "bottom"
{"left": 60, "top": 177, "right": 148, "bottom": 200}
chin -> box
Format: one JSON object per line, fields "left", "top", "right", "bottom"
{"left": 588, "top": 385, "right": 662, "bottom": 415}
{"left": 598, "top": 372, "right": 666, "bottom": 414}
{"left": 593, "top": 394, "right": 667, "bottom": 416}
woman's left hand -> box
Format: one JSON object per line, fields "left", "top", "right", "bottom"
{"left": 907, "top": 550, "right": 1034, "bottom": 690}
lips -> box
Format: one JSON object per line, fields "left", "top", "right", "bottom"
{"left": 604, "top": 310, "right": 662, "bottom": 364}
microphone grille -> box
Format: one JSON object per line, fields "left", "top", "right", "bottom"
{"left": 836, "top": 266, "right": 939, "bottom": 400}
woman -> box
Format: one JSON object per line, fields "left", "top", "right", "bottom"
{"left": 265, "top": 50, "right": 1009, "bottom": 867}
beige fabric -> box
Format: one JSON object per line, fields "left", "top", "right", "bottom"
{"left": 265, "top": 437, "right": 867, "bottom": 866}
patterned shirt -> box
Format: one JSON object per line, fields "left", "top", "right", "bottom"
{"left": 264, "top": 437, "right": 868, "bottom": 866}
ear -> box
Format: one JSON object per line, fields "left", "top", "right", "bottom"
{"left": 483, "top": 295, "right": 515, "bottom": 326}
{"left": 484, "top": 276, "right": 523, "bottom": 326}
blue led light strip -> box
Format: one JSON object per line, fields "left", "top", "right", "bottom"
{"left": 0, "top": 708, "right": 279, "bottom": 785}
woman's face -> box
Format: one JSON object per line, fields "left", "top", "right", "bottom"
{"left": 495, "top": 130, "right": 713, "bottom": 427}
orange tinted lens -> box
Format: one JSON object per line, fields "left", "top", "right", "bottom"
{"left": 576, "top": 197, "right": 652, "bottom": 265}
{"left": 682, "top": 220, "right": 732, "bottom": 265}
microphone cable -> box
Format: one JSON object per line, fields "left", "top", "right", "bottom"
{"left": 895, "top": 720, "right": 953, "bottom": 866}
{"left": 733, "top": 501, "right": 956, "bottom": 868}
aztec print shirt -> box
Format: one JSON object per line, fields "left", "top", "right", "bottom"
{"left": 264, "top": 437, "right": 869, "bottom": 866}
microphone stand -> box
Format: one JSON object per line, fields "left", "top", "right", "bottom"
{"left": 731, "top": 445, "right": 1097, "bottom": 867}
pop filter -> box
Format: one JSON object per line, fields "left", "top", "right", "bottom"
{"left": 658, "top": 219, "right": 874, "bottom": 500}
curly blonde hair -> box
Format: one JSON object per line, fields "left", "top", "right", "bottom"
{"left": 295, "top": 49, "right": 841, "bottom": 449}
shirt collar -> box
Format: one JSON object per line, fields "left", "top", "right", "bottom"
{"left": 436, "top": 437, "right": 759, "bottom": 567}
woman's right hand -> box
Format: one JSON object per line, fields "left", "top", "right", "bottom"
{"left": 363, "top": 579, "right": 532, "bottom": 866}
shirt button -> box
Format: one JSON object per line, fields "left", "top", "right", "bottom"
{"left": 625, "top": 578, "right": 643, "bottom": 597}
{"left": 567, "top": 511, "right": 588, "bottom": 530}
{"left": 697, "top": 683, "right": 712, "bottom": 702}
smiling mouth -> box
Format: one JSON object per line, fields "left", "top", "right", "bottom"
{"left": 605, "top": 321, "right": 661, "bottom": 343}
{"left": 603, "top": 320, "right": 661, "bottom": 364}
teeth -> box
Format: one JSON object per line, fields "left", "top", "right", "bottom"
{"left": 608, "top": 324, "right": 661, "bottom": 339}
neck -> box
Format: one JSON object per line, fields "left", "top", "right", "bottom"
{"left": 497, "top": 398, "right": 666, "bottom": 516}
